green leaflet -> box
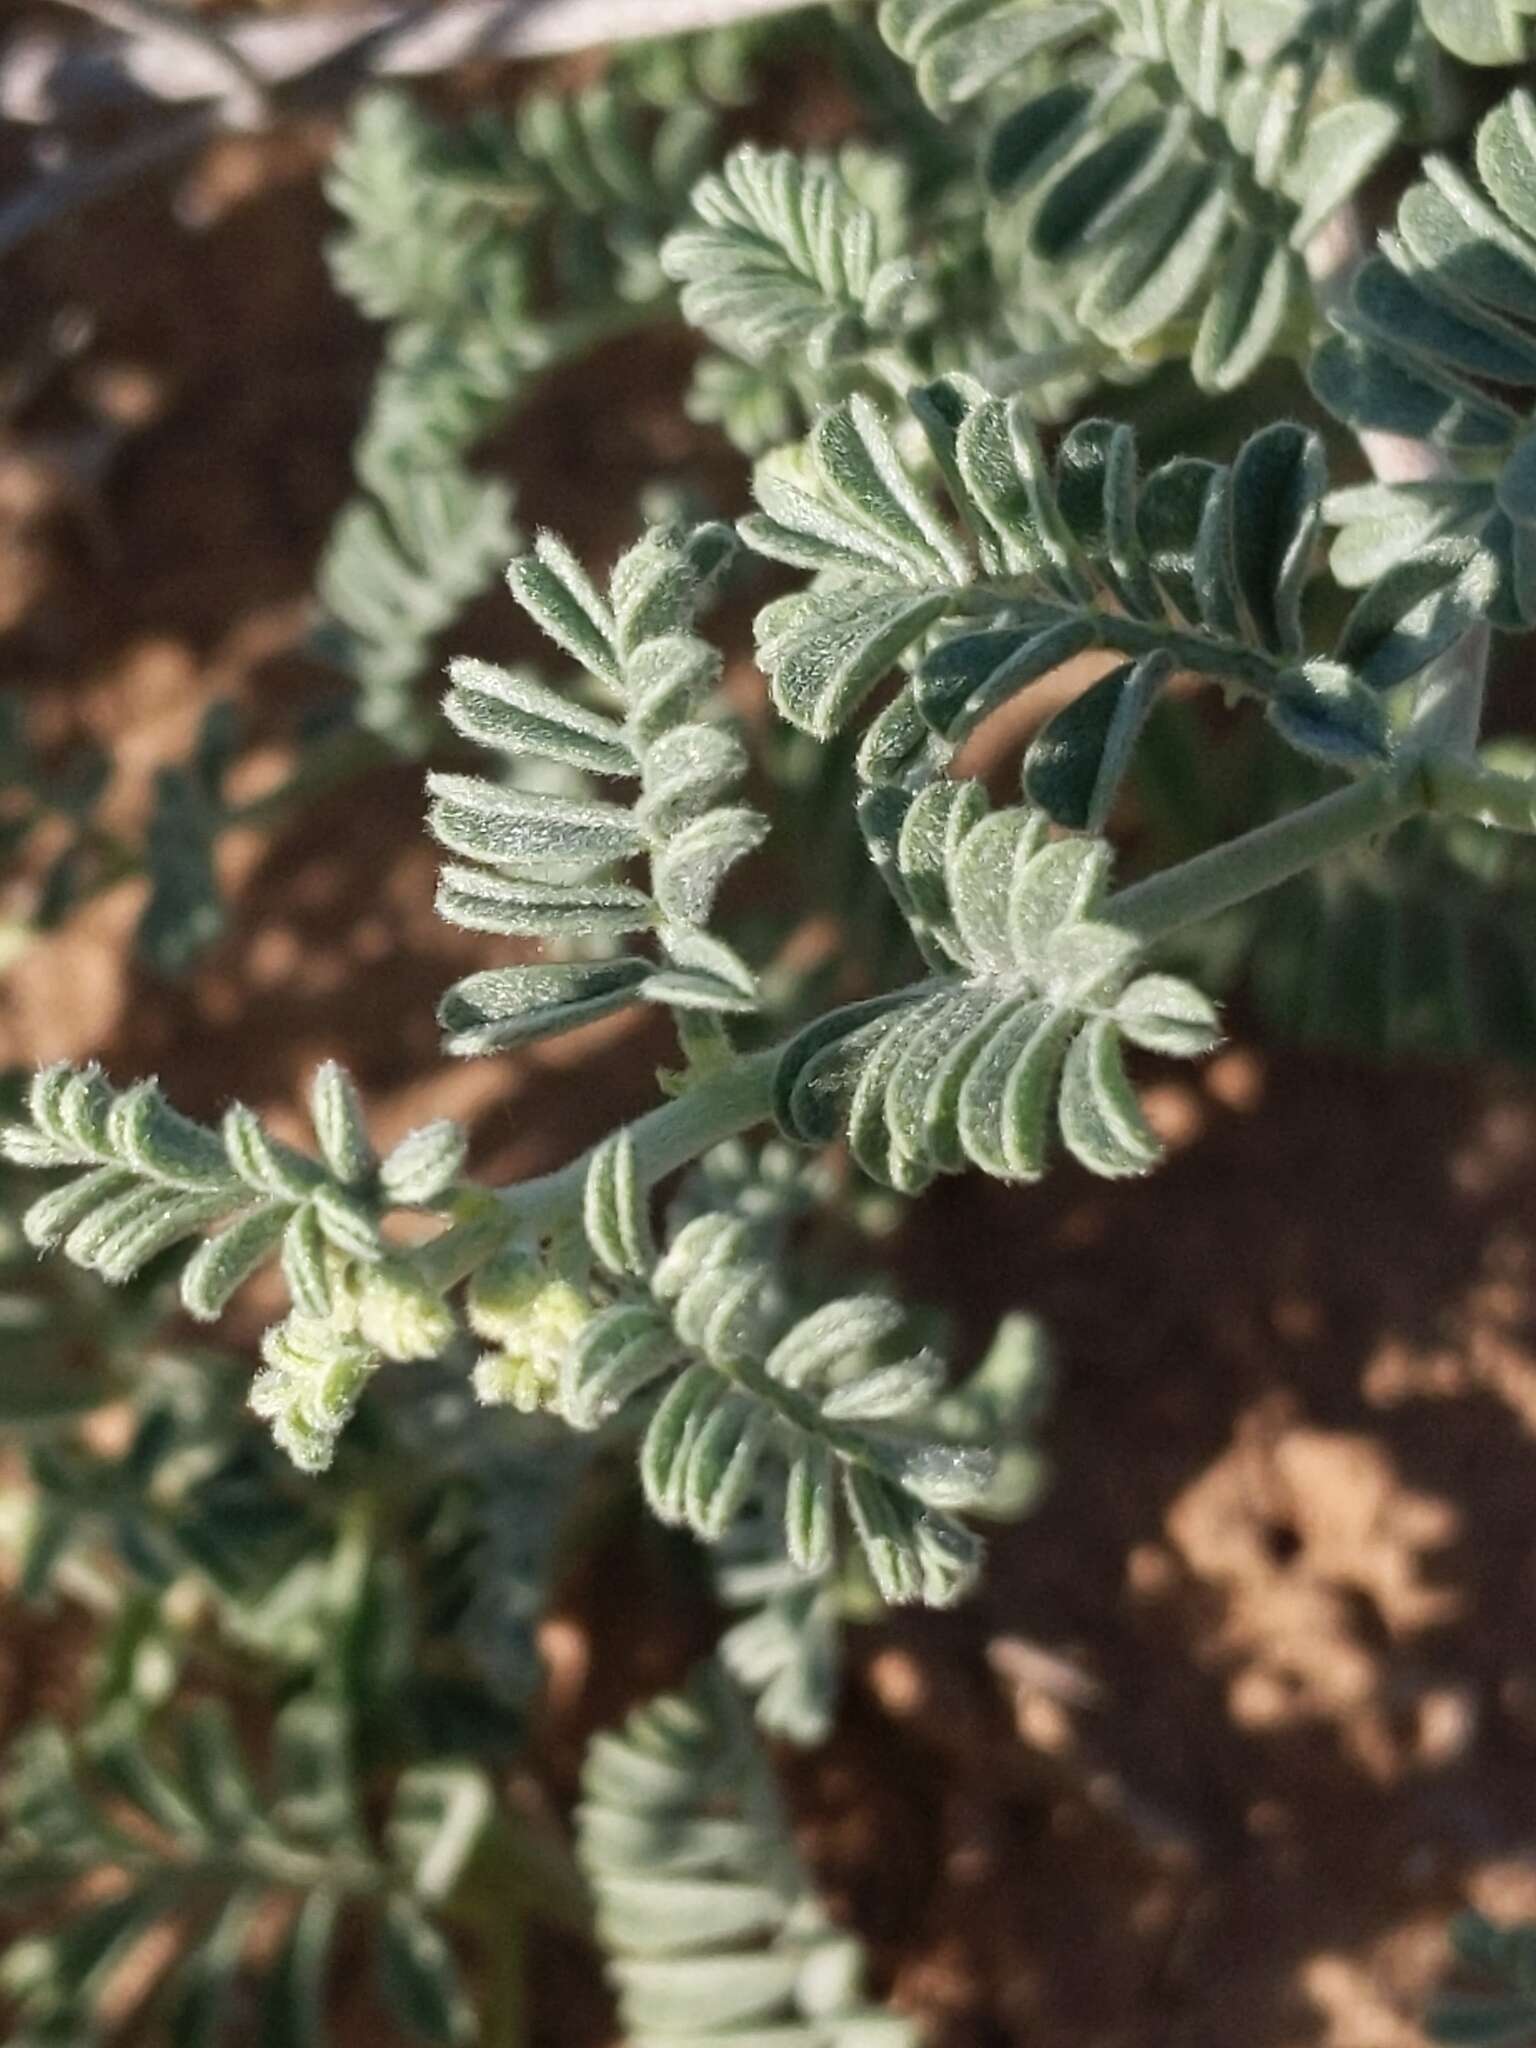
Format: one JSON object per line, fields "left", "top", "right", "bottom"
{"left": 0, "top": 1700, "right": 486, "bottom": 2048}
{"left": 1315, "top": 85, "right": 1536, "bottom": 629}
{"left": 315, "top": 79, "right": 727, "bottom": 742}
{"left": 742, "top": 385, "right": 1398, "bottom": 810}
{"left": 1419, "top": 0, "right": 1535, "bottom": 65}
{"left": 577, "top": 1665, "right": 915, "bottom": 2048}
{"left": 0, "top": 1063, "right": 472, "bottom": 1470}
{"left": 880, "top": 0, "right": 1398, "bottom": 391}
{"left": 777, "top": 786, "right": 1220, "bottom": 1189}
{"left": 661, "top": 143, "right": 929, "bottom": 371}
{"left": 316, "top": 449, "right": 518, "bottom": 750}
{"left": 567, "top": 1205, "right": 992, "bottom": 1608}
{"left": 432, "top": 523, "right": 767, "bottom": 1056}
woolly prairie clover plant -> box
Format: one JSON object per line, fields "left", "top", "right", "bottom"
{"left": 10, "top": 1, "right": 1536, "bottom": 2040}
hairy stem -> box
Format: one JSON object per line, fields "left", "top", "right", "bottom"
{"left": 1104, "top": 768, "right": 1419, "bottom": 945}
{"left": 496, "top": 1047, "right": 780, "bottom": 1232}
{"left": 399, "top": 735, "right": 1536, "bottom": 1282}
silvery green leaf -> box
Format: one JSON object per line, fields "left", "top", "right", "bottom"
{"left": 1230, "top": 423, "right": 1325, "bottom": 657}
{"left": 754, "top": 583, "right": 951, "bottom": 739}
{"left": 652, "top": 806, "right": 767, "bottom": 926}
{"left": 889, "top": 1441, "right": 997, "bottom": 1509}
{"left": 1022, "top": 650, "right": 1169, "bottom": 832}
{"left": 439, "top": 958, "right": 654, "bottom": 1055}
{"left": 221, "top": 1104, "right": 323, "bottom": 1202}
{"left": 661, "top": 145, "right": 921, "bottom": 370}
{"left": 637, "top": 723, "right": 748, "bottom": 836}
{"left": 1192, "top": 228, "right": 1297, "bottom": 394}
{"left": 444, "top": 656, "right": 634, "bottom": 774}
{"left": 880, "top": 0, "right": 1103, "bottom": 112}
{"left": 765, "top": 1296, "right": 908, "bottom": 1389}
{"left": 1398, "top": 163, "right": 1536, "bottom": 324}
{"left": 0, "top": 1123, "right": 84, "bottom": 1169}
{"left": 646, "top": 928, "right": 758, "bottom": 1012}
{"left": 436, "top": 863, "right": 653, "bottom": 940}
{"left": 785, "top": 1442, "right": 836, "bottom": 1574}
{"left": 106, "top": 1080, "right": 234, "bottom": 1192}
{"left": 819, "top": 1353, "right": 944, "bottom": 1421}
{"left": 1478, "top": 89, "right": 1536, "bottom": 238}
{"left": 1135, "top": 454, "right": 1217, "bottom": 626}
{"left": 1325, "top": 481, "right": 1485, "bottom": 588}
{"left": 281, "top": 1205, "right": 333, "bottom": 1319}
{"left": 309, "top": 1062, "right": 375, "bottom": 1185}
{"left": 1174, "top": 0, "right": 1232, "bottom": 109}
{"left": 427, "top": 771, "right": 643, "bottom": 872}
{"left": 624, "top": 632, "right": 720, "bottom": 746}
{"left": 584, "top": 1129, "right": 655, "bottom": 1279}
{"left": 68, "top": 1185, "right": 229, "bottom": 1284}
{"left": 1266, "top": 659, "right": 1389, "bottom": 765}
{"left": 955, "top": 1002, "right": 1074, "bottom": 1180}
{"left": 179, "top": 1206, "right": 287, "bottom": 1319}
{"left": 949, "top": 809, "right": 1054, "bottom": 970}
{"left": 35, "top": 1061, "right": 114, "bottom": 1156}
{"left": 1079, "top": 166, "right": 1230, "bottom": 349}
{"left": 1056, "top": 1015, "right": 1161, "bottom": 1177}
{"left": 1334, "top": 542, "right": 1499, "bottom": 690}
{"left": 745, "top": 399, "right": 967, "bottom": 585}
{"left": 562, "top": 1302, "right": 681, "bottom": 1427}
{"left": 595, "top": 1874, "right": 784, "bottom": 1956}
{"left": 1309, "top": 333, "right": 1518, "bottom": 452}
{"left": 1421, "top": 0, "right": 1531, "bottom": 62}
{"left": 387, "top": 1766, "right": 494, "bottom": 1906}
{"left": 684, "top": 1394, "right": 771, "bottom": 1541}
{"left": 1114, "top": 975, "right": 1222, "bottom": 1057}
{"left": 508, "top": 532, "right": 620, "bottom": 686}
{"left": 577, "top": 1667, "right": 916, "bottom": 2044}
{"left": 641, "top": 1363, "right": 721, "bottom": 1526}
{"left": 842, "top": 1464, "right": 929, "bottom": 1603}
{"left": 777, "top": 787, "right": 1213, "bottom": 1193}
{"left": 1285, "top": 99, "right": 1400, "bottom": 245}
{"left": 916, "top": 614, "right": 1095, "bottom": 740}
{"left": 379, "top": 1120, "right": 466, "bottom": 1206}
{"left": 1352, "top": 256, "right": 1536, "bottom": 388}
{"left": 876, "top": 777, "right": 986, "bottom": 962}
{"left": 23, "top": 1165, "right": 138, "bottom": 1251}
{"left": 611, "top": 522, "right": 730, "bottom": 655}
{"left": 312, "top": 1183, "right": 385, "bottom": 1262}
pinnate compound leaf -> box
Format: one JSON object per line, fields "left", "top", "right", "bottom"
{"left": 662, "top": 144, "right": 929, "bottom": 371}
{"left": 577, "top": 1665, "right": 916, "bottom": 2048}
{"left": 1313, "top": 87, "right": 1536, "bottom": 629}
{"left": 434, "top": 523, "right": 766, "bottom": 1056}
{"left": 882, "top": 0, "right": 1396, "bottom": 391}
{"left": 778, "top": 788, "right": 1219, "bottom": 1190}
{"left": 742, "top": 387, "right": 1418, "bottom": 799}
{"left": 561, "top": 1209, "right": 991, "bottom": 1606}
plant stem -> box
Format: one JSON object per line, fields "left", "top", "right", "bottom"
{"left": 1420, "top": 753, "right": 1536, "bottom": 833}
{"left": 495, "top": 1046, "right": 780, "bottom": 1233}
{"left": 1103, "top": 768, "right": 1419, "bottom": 945}
{"left": 464, "top": 743, "right": 1536, "bottom": 1243}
